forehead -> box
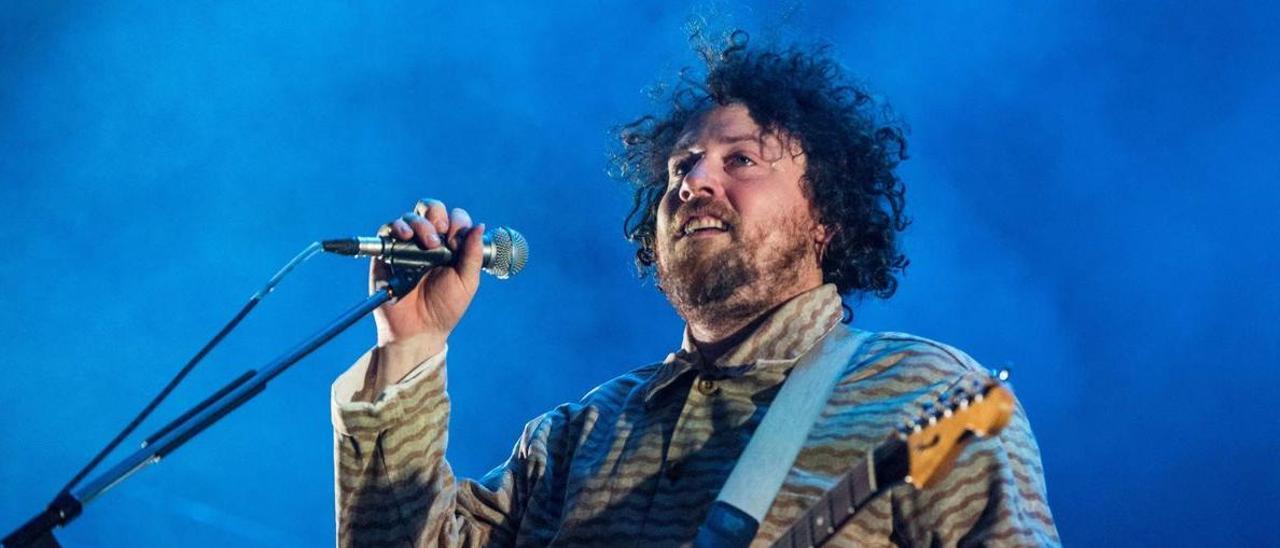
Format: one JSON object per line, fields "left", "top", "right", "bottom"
{"left": 673, "top": 103, "right": 767, "bottom": 151}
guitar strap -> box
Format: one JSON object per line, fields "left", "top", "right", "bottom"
{"left": 694, "top": 322, "right": 872, "bottom": 548}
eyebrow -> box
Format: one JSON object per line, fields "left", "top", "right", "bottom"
{"left": 671, "top": 133, "right": 761, "bottom": 154}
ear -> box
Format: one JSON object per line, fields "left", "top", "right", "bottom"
{"left": 813, "top": 223, "right": 836, "bottom": 262}
{"left": 812, "top": 222, "right": 828, "bottom": 243}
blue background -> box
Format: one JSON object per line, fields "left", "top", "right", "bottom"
{"left": 2, "top": 1, "right": 1277, "bottom": 546}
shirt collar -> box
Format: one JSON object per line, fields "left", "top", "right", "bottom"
{"left": 643, "top": 284, "right": 845, "bottom": 403}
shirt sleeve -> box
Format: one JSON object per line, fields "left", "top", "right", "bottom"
{"left": 331, "top": 343, "right": 532, "bottom": 547}
{"left": 882, "top": 350, "right": 1060, "bottom": 547}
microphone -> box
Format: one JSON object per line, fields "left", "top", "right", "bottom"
{"left": 322, "top": 226, "right": 528, "bottom": 279}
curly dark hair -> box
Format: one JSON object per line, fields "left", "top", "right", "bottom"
{"left": 613, "top": 31, "right": 911, "bottom": 299}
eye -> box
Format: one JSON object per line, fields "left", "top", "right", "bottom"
{"left": 670, "top": 154, "right": 699, "bottom": 179}
{"left": 726, "top": 153, "right": 756, "bottom": 168}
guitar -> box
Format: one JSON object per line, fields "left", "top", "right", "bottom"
{"left": 769, "top": 372, "right": 1016, "bottom": 548}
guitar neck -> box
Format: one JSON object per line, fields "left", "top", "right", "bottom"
{"left": 767, "top": 377, "right": 1013, "bottom": 548}
{"left": 770, "top": 437, "right": 909, "bottom": 548}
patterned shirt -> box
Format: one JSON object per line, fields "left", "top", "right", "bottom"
{"left": 331, "top": 284, "right": 1059, "bottom": 546}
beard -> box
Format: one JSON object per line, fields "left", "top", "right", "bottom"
{"left": 661, "top": 237, "right": 755, "bottom": 308}
{"left": 656, "top": 209, "right": 815, "bottom": 329}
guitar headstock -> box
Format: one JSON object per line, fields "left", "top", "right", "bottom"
{"left": 899, "top": 370, "right": 1015, "bottom": 489}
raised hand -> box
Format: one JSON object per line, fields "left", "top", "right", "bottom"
{"left": 368, "top": 199, "right": 485, "bottom": 385}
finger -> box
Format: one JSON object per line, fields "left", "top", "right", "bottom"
{"left": 376, "top": 223, "right": 394, "bottom": 238}
{"left": 402, "top": 212, "right": 442, "bottom": 249}
{"left": 415, "top": 198, "right": 450, "bottom": 234}
{"left": 446, "top": 207, "right": 473, "bottom": 249}
{"left": 457, "top": 222, "right": 485, "bottom": 281}
{"left": 388, "top": 219, "right": 414, "bottom": 241}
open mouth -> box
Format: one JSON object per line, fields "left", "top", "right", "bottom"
{"left": 680, "top": 216, "right": 730, "bottom": 238}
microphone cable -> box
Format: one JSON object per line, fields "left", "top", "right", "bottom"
{"left": 55, "top": 241, "right": 324, "bottom": 498}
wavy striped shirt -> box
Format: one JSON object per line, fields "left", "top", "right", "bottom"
{"left": 331, "top": 284, "right": 1059, "bottom": 546}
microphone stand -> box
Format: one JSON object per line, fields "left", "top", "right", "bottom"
{"left": 2, "top": 270, "right": 421, "bottom": 548}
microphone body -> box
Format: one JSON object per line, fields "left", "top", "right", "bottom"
{"left": 322, "top": 227, "right": 527, "bottom": 279}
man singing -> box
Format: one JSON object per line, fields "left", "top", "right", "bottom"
{"left": 331, "top": 35, "right": 1059, "bottom": 546}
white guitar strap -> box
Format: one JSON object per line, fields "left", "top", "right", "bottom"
{"left": 695, "top": 322, "right": 872, "bottom": 547}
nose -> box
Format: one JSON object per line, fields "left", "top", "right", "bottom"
{"left": 678, "top": 158, "right": 721, "bottom": 202}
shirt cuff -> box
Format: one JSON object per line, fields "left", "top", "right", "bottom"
{"left": 330, "top": 338, "right": 447, "bottom": 437}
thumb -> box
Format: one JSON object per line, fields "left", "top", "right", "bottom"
{"left": 457, "top": 222, "right": 485, "bottom": 283}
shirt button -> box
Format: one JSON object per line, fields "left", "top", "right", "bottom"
{"left": 696, "top": 378, "right": 718, "bottom": 396}
{"left": 665, "top": 461, "right": 683, "bottom": 483}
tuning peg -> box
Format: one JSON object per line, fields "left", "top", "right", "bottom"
{"left": 901, "top": 418, "right": 919, "bottom": 436}
{"left": 913, "top": 415, "right": 928, "bottom": 432}
{"left": 937, "top": 394, "right": 956, "bottom": 417}
{"left": 920, "top": 402, "right": 937, "bottom": 423}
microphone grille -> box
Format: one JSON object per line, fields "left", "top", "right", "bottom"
{"left": 485, "top": 227, "right": 529, "bottom": 279}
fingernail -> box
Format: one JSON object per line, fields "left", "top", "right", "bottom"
{"left": 427, "top": 234, "right": 440, "bottom": 246}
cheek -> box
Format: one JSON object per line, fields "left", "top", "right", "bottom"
{"left": 730, "top": 184, "right": 812, "bottom": 233}
{"left": 722, "top": 184, "right": 766, "bottom": 221}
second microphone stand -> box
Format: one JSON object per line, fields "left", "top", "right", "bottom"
{"left": 2, "top": 269, "right": 423, "bottom": 548}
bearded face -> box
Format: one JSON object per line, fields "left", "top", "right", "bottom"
{"left": 653, "top": 104, "right": 826, "bottom": 332}
{"left": 656, "top": 197, "right": 814, "bottom": 321}
{"left": 657, "top": 196, "right": 744, "bottom": 308}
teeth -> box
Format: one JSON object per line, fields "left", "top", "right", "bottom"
{"left": 683, "top": 217, "right": 727, "bottom": 235}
